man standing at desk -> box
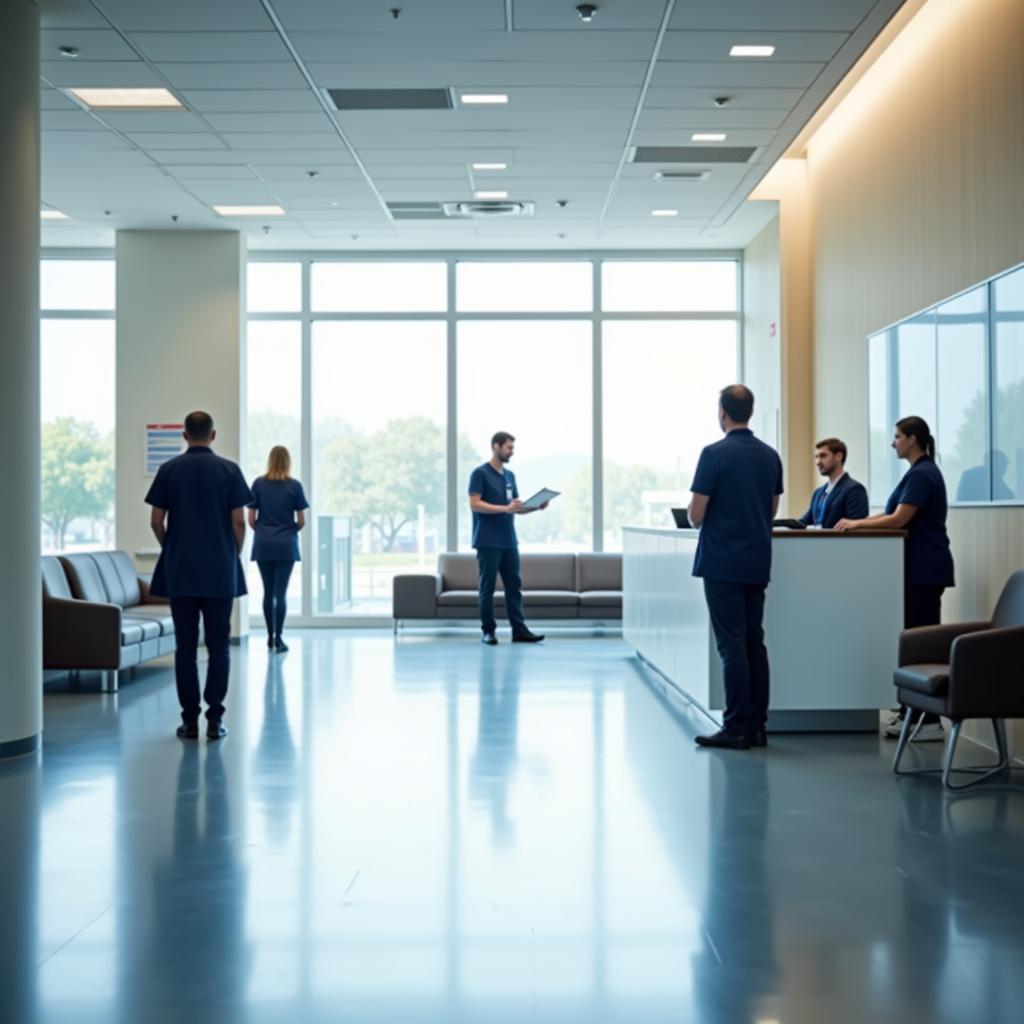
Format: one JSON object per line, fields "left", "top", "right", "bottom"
{"left": 688, "top": 386, "right": 783, "bottom": 750}
{"left": 797, "top": 438, "right": 869, "bottom": 528}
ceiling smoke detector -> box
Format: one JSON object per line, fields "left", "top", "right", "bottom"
{"left": 576, "top": 4, "right": 598, "bottom": 22}
{"left": 443, "top": 201, "right": 535, "bottom": 217}
{"left": 654, "top": 170, "right": 710, "bottom": 182}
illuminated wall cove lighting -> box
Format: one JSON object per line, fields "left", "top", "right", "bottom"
{"left": 651, "top": 209, "right": 679, "bottom": 217}
{"left": 474, "top": 191, "right": 508, "bottom": 200}
{"left": 472, "top": 163, "right": 508, "bottom": 171}
{"left": 692, "top": 133, "right": 727, "bottom": 142}
{"left": 729, "top": 45, "right": 775, "bottom": 57}
{"left": 40, "top": 209, "right": 67, "bottom": 220}
{"left": 67, "top": 87, "right": 183, "bottom": 108}
{"left": 460, "top": 94, "right": 508, "bottom": 105}
{"left": 213, "top": 205, "right": 286, "bottom": 217}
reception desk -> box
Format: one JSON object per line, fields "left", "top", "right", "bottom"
{"left": 622, "top": 527, "right": 905, "bottom": 731}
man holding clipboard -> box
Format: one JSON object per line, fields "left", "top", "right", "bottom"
{"left": 468, "top": 431, "right": 555, "bottom": 645}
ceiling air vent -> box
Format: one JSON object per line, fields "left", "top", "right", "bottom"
{"left": 632, "top": 146, "right": 756, "bottom": 164}
{"left": 387, "top": 201, "right": 450, "bottom": 220}
{"left": 654, "top": 170, "right": 710, "bottom": 182}
{"left": 443, "top": 201, "right": 534, "bottom": 217}
{"left": 327, "top": 88, "right": 453, "bottom": 111}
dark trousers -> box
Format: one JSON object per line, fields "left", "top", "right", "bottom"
{"left": 476, "top": 547, "right": 527, "bottom": 635}
{"left": 902, "top": 585, "right": 945, "bottom": 724}
{"left": 703, "top": 580, "right": 770, "bottom": 737}
{"left": 170, "top": 597, "right": 233, "bottom": 724}
{"left": 257, "top": 560, "right": 295, "bottom": 641}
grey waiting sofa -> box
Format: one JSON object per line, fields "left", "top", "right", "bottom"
{"left": 392, "top": 552, "right": 622, "bottom": 628}
{"left": 42, "top": 550, "right": 176, "bottom": 692}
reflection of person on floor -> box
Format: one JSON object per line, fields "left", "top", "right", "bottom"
{"left": 956, "top": 449, "right": 1014, "bottom": 501}
{"left": 143, "top": 745, "right": 249, "bottom": 1023}
{"left": 469, "top": 649, "right": 521, "bottom": 847}
{"left": 693, "top": 752, "right": 777, "bottom": 1022}
{"left": 253, "top": 655, "right": 296, "bottom": 846}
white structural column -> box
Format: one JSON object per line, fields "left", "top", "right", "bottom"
{"left": 116, "top": 231, "right": 248, "bottom": 633}
{"left": 0, "top": 0, "right": 41, "bottom": 758}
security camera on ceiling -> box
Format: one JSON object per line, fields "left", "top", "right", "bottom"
{"left": 576, "top": 4, "right": 598, "bottom": 23}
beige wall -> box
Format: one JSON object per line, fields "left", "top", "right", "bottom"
{"left": 115, "top": 230, "right": 248, "bottom": 631}
{"left": 760, "top": 0, "right": 1024, "bottom": 752}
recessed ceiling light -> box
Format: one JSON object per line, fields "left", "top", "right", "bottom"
{"left": 729, "top": 45, "right": 775, "bottom": 57}
{"left": 692, "top": 132, "right": 727, "bottom": 142}
{"left": 40, "top": 209, "right": 68, "bottom": 220}
{"left": 66, "top": 87, "right": 183, "bottom": 109}
{"left": 651, "top": 209, "right": 679, "bottom": 217}
{"left": 472, "top": 162, "right": 508, "bottom": 171}
{"left": 460, "top": 93, "right": 509, "bottom": 105}
{"left": 213, "top": 205, "right": 286, "bottom": 217}
{"left": 474, "top": 190, "right": 509, "bottom": 200}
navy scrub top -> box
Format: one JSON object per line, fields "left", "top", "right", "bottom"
{"left": 468, "top": 463, "right": 518, "bottom": 549}
{"left": 249, "top": 477, "right": 309, "bottom": 562}
{"left": 885, "top": 456, "right": 955, "bottom": 588}
{"left": 145, "top": 447, "right": 253, "bottom": 599}
{"left": 691, "top": 428, "right": 785, "bottom": 585}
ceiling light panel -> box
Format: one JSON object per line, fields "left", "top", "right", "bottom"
{"left": 459, "top": 93, "right": 509, "bottom": 105}
{"left": 474, "top": 190, "right": 509, "bottom": 200}
{"left": 730, "top": 45, "right": 777, "bottom": 57}
{"left": 66, "top": 87, "right": 183, "bottom": 109}
{"left": 213, "top": 205, "right": 286, "bottom": 216}
{"left": 472, "top": 163, "right": 508, "bottom": 171}
{"left": 692, "top": 133, "right": 727, "bottom": 141}
{"left": 651, "top": 210, "right": 679, "bottom": 217}
{"left": 40, "top": 209, "right": 68, "bottom": 219}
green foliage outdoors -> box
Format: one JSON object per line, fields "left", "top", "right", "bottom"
{"left": 41, "top": 417, "right": 114, "bottom": 549}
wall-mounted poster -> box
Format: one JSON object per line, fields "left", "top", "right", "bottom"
{"left": 145, "top": 423, "right": 184, "bottom": 476}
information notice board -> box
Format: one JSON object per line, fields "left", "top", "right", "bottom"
{"left": 145, "top": 423, "right": 184, "bottom": 476}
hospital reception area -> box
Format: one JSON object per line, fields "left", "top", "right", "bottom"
{"left": 3, "top": 1, "right": 1024, "bottom": 1022}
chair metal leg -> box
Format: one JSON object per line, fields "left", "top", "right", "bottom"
{"left": 941, "top": 718, "right": 1012, "bottom": 791}
{"left": 100, "top": 670, "right": 118, "bottom": 693}
{"left": 393, "top": 619, "right": 399, "bottom": 635}
{"left": 892, "top": 710, "right": 916, "bottom": 775}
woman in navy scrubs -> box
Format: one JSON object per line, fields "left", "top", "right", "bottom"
{"left": 248, "top": 446, "right": 309, "bottom": 653}
{"left": 836, "top": 416, "right": 955, "bottom": 741}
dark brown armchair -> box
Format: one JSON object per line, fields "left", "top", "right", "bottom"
{"left": 893, "top": 570, "right": 1024, "bottom": 790}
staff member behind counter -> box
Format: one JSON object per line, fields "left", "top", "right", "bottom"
{"left": 797, "top": 437, "right": 868, "bottom": 528}
{"left": 836, "top": 415, "right": 954, "bottom": 743}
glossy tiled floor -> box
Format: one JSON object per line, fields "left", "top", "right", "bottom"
{"left": 3, "top": 632, "right": 1024, "bottom": 1023}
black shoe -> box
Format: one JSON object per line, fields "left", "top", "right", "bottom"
{"left": 512, "top": 631, "right": 545, "bottom": 643}
{"left": 481, "top": 632, "right": 498, "bottom": 646}
{"left": 176, "top": 723, "right": 199, "bottom": 740}
{"left": 275, "top": 638, "right": 289, "bottom": 653}
{"left": 695, "top": 729, "right": 750, "bottom": 750}
{"left": 206, "top": 721, "right": 228, "bottom": 741}
{"left": 267, "top": 636, "right": 274, "bottom": 650}
{"left": 749, "top": 730, "right": 768, "bottom": 748}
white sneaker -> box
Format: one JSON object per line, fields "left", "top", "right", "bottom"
{"left": 909, "top": 721, "right": 945, "bottom": 742}
{"left": 883, "top": 713, "right": 905, "bottom": 738}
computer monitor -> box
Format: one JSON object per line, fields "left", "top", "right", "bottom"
{"left": 670, "top": 507, "right": 691, "bottom": 529}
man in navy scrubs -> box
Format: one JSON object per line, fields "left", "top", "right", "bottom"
{"left": 688, "top": 386, "right": 784, "bottom": 750}
{"left": 468, "top": 431, "right": 548, "bottom": 645}
{"left": 146, "top": 411, "right": 252, "bottom": 740}
{"left": 797, "top": 437, "right": 869, "bottom": 528}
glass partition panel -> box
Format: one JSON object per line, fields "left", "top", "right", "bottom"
{"left": 602, "top": 320, "right": 738, "bottom": 549}
{"left": 311, "top": 262, "right": 447, "bottom": 312}
{"left": 993, "top": 266, "right": 1024, "bottom": 499}
{"left": 40, "top": 319, "right": 116, "bottom": 552}
{"left": 895, "top": 313, "right": 937, "bottom": 425}
{"left": 868, "top": 330, "right": 896, "bottom": 504}
{"left": 41, "top": 259, "right": 115, "bottom": 310}
{"left": 937, "top": 286, "right": 990, "bottom": 502}
{"left": 312, "top": 321, "right": 446, "bottom": 612}
{"left": 456, "top": 261, "right": 592, "bottom": 312}
{"left": 457, "top": 321, "right": 592, "bottom": 550}
{"left": 247, "top": 261, "right": 301, "bottom": 312}
{"left": 601, "top": 261, "right": 737, "bottom": 313}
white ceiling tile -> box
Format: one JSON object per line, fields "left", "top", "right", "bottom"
{"left": 333, "top": 108, "right": 633, "bottom": 131}
{"left": 155, "top": 62, "right": 308, "bottom": 90}
{"left": 307, "top": 61, "right": 648, "bottom": 88}
{"left": 632, "top": 128, "right": 775, "bottom": 147}
{"left": 125, "top": 132, "right": 228, "bottom": 150}
{"left": 40, "top": 29, "right": 139, "bottom": 61}
{"left": 276, "top": 0, "right": 506, "bottom": 32}
{"left": 252, "top": 165, "right": 364, "bottom": 181}
{"left": 231, "top": 149, "right": 356, "bottom": 166}
{"left": 637, "top": 108, "right": 789, "bottom": 130}
{"left": 667, "top": 0, "right": 880, "bottom": 32}
{"left": 512, "top": 0, "right": 669, "bottom": 30}
{"left": 168, "top": 165, "right": 258, "bottom": 181}
{"left": 155, "top": 150, "right": 254, "bottom": 164}
{"left": 42, "top": 130, "right": 137, "bottom": 153}
{"left": 219, "top": 133, "right": 344, "bottom": 151}
{"left": 659, "top": 30, "right": 848, "bottom": 63}
{"left": 41, "top": 89, "right": 82, "bottom": 111}
{"left": 95, "top": 110, "right": 208, "bottom": 132}
{"left": 40, "top": 60, "right": 164, "bottom": 87}
{"left": 644, "top": 86, "right": 805, "bottom": 110}
{"left": 42, "top": 110, "right": 109, "bottom": 131}
{"left": 345, "top": 130, "right": 629, "bottom": 149}
{"left": 202, "top": 112, "right": 335, "bottom": 133}
{"left": 129, "top": 31, "right": 293, "bottom": 62}
{"left": 40, "top": 0, "right": 109, "bottom": 30}
{"left": 185, "top": 182, "right": 279, "bottom": 204}
{"left": 180, "top": 90, "right": 322, "bottom": 113}
{"left": 651, "top": 61, "right": 826, "bottom": 89}
{"left": 93, "top": 0, "right": 273, "bottom": 31}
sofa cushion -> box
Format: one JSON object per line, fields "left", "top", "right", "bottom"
{"left": 894, "top": 663, "right": 949, "bottom": 697}
{"left": 107, "top": 550, "right": 143, "bottom": 607}
{"left": 124, "top": 607, "right": 175, "bottom": 635}
{"left": 521, "top": 589, "right": 578, "bottom": 606}
{"left": 91, "top": 552, "right": 130, "bottom": 607}
{"left": 61, "top": 553, "right": 110, "bottom": 604}
{"left": 520, "top": 553, "right": 575, "bottom": 590}
{"left": 121, "top": 615, "right": 161, "bottom": 642}
{"left": 120, "top": 621, "right": 145, "bottom": 646}
{"left": 42, "top": 556, "right": 73, "bottom": 600}
{"left": 579, "top": 590, "right": 623, "bottom": 609}
{"left": 576, "top": 553, "right": 622, "bottom": 592}
{"left": 438, "top": 589, "right": 488, "bottom": 608}
{"left": 439, "top": 553, "right": 483, "bottom": 591}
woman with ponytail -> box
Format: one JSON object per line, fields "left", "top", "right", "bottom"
{"left": 836, "top": 416, "right": 954, "bottom": 741}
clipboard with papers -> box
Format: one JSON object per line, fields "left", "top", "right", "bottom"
{"left": 520, "top": 488, "right": 560, "bottom": 511}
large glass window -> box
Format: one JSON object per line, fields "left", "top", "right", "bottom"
{"left": 457, "top": 321, "right": 592, "bottom": 551}
{"left": 456, "top": 262, "right": 592, "bottom": 312}
{"left": 312, "top": 262, "right": 447, "bottom": 313}
{"left": 602, "top": 322, "right": 738, "bottom": 549}
{"left": 313, "top": 321, "right": 447, "bottom": 612}
{"left": 994, "top": 266, "right": 1024, "bottom": 500}
{"left": 41, "top": 259, "right": 115, "bottom": 311}
{"left": 867, "top": 331, "right": 896, "bottom": 504}
{"left": 602, "top": 261, "right": 736, "bottom": 313}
